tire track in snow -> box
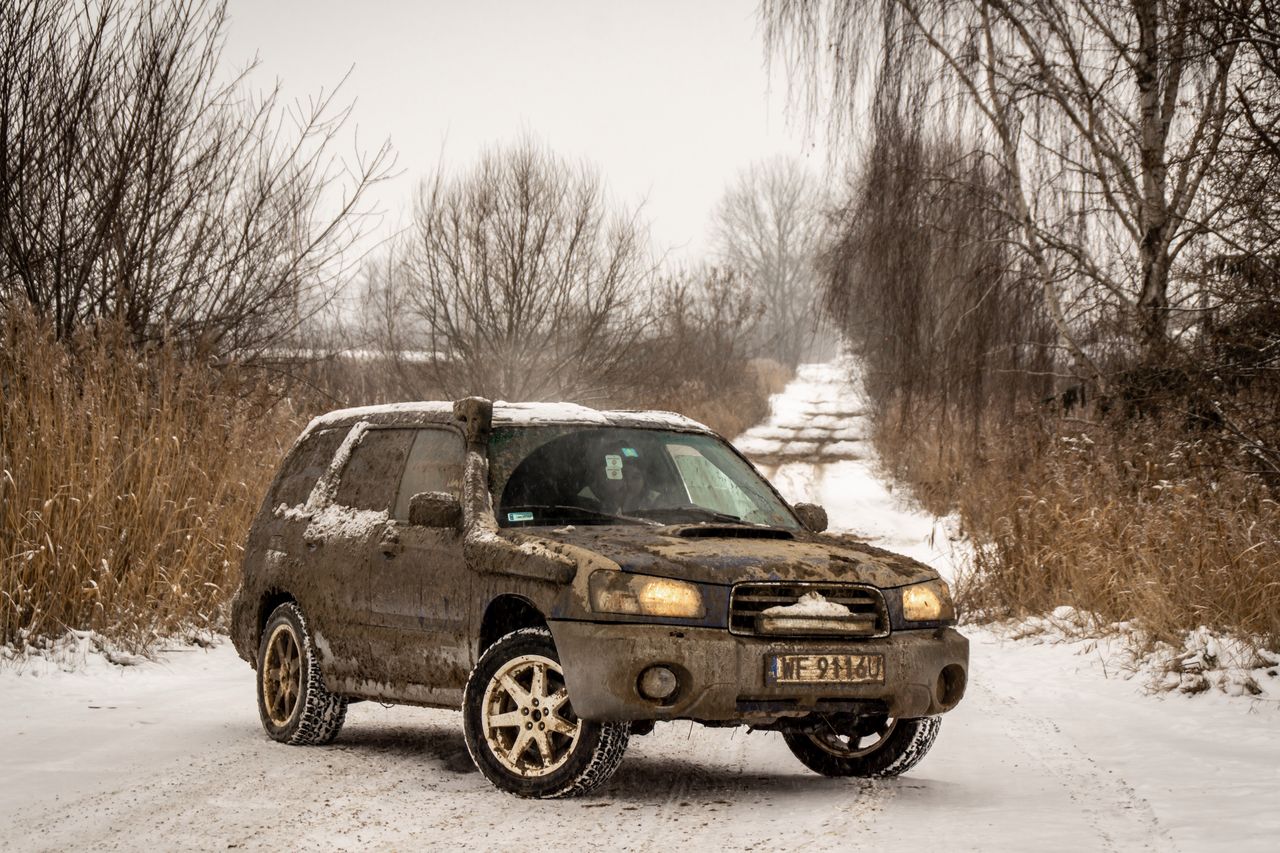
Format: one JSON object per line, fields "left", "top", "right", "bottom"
{"left": 965, "top": 670, "right": 1173, "bottom": 852}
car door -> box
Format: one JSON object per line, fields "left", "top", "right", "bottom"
{"left": 256, "top": 426, "right": 362, "bottom": 677}
{"left": 322, "top": 426, "right": 415, "bottom": 687}
{"left": 367, "top": 426, "right": 471, "bottom": 706}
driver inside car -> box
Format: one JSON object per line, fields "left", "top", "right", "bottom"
{"left": 579, "top": 448, "right": 662, "bottom": 515}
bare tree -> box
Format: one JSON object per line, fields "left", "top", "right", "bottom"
{"left": 763, "top": 0, "right": 1252, "bottom": 370}
{"left": 824, "top": 124, "right": 1058, "bottom": 442}
{"left": 639, "top": 266, "right": 764, "bottom": 395}
{"left": 0, "top": 0, "right": 393, "bottom": 357}
{"left": 712, "top": 157, "right": 828, "bottom": 367}
{"left": 764, "top": 0, "right": 1280, "bottom": 479}
{"left": 375, "top": 139, "right": 652, "bottom": 402}
{"left": 1213, "top": 1, "right": 1280, "bottom": 267}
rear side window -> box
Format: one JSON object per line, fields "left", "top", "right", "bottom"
{"left": 271, "top": 428, "right": 345, "bottom": 507}
{"left": 394, "top": 428, "right": 466, "bottom": 520}
{"left": 334, "top": 428, "right": 415, "bottom": 511}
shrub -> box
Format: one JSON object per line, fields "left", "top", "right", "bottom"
{"left": 0, "top": 310, "right": 300, "bottom": 651}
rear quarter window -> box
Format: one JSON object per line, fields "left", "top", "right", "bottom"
{"left": 334, "top": 428, "right": 416, "bottom": 511}
{"left": 270, "top": 428, "right": 346, "bottom": 507}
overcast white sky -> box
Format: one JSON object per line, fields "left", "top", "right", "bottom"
{"left": 222, "top": 0, "right": 827, "bottom": 260}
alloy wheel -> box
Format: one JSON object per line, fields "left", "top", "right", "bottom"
{"left": 480, "top": 653, "right": 581, "bottom": 777}
{"left": 262, "top": 623, "right": 302, "bottom": 726}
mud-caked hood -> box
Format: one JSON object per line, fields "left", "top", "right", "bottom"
{"left": 518, "top": 524, "right": 937, "bottom": 588}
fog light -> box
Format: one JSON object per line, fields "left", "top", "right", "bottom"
{"left": 936, "top": 664, "right": 966, "bottom": 709}
{"left": 638, "top": 665, "right": 679, "bottom": 701}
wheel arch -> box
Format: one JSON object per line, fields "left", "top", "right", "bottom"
{"left": 257, "top": 589, "right": 298, "bottom": 650}
{"left": 478, "top": 594, "right": 548, "bottom": 658}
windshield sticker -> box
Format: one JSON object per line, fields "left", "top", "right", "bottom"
{"left": 622, "top": 447, "right": 639, "bottom": 457}
{"left": 604, "top": 453, "right": 623, "bottom": 479}
{"left": 507, "top": 511, "right": 534, "bottom": 522}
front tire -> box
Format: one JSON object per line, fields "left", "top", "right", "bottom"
{"left": 783, "top": 715, "right": 940, "bottom": 778}
{"left": 462, "top": 627, "right": 630, "bottom": 798}
{"left": 256, "top": 602, "right": 348, "bottom": 745}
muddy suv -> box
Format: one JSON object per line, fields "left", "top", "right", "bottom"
{"left": 230, "top": 398, "right": 968, "bottom": 798}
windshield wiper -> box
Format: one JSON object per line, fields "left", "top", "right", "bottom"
{"left": 502, "top": 504, "right": 659, "bottom": 526}
{"left": 631, "top": 506, "right": 751, "bottom": 525}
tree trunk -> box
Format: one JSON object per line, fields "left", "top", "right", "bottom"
{"left": 1134, "top": 0, "right": 1171, "bottom": 350}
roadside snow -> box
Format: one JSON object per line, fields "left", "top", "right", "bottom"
{"left": 746, "top": 361, "right": 962, "bottom": 579}
{"left": 989, "top": 606, "right": 1280, "bottom": 702}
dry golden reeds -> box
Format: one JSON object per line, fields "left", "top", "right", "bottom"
{"left": 0, "top": 310, "right": 301, "bottom": 652}
{"left": 874, "top": 404, "right": 1280, "bottom": 647}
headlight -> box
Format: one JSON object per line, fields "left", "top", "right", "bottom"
{"left": 901, "top": 580, "right": 956, "bottom": 622}
{"left": 589, "top": 572, "right": 705, "bottom": 619}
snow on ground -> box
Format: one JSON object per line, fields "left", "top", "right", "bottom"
{"left": 750, "top": 361, "right": 962, "bottom": 578}
{"left": 3, "top": 362, "right": 1278, "bottom": 852}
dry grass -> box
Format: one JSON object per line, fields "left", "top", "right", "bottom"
{"left": 647, "top": 358, "right": 792, "bottom": 439}
{"left": 874, "top": 405, "right": 1280, "bottom": 647}
{"left": 0, "top": 311, "right": 302, "bottom": 652}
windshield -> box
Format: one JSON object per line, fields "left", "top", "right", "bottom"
{"left": 488, "top": 426, "right": 800, "bottom": 529}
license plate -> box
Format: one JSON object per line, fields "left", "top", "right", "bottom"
{"left": 766, "top": 653, "right": 884, "bottom": 685}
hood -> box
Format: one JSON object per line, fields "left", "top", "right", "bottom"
{"left": 514, "top": 523, "right": 937, "bottom": 588}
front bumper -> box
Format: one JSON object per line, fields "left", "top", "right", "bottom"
{"left": 549, "top": 621, "right": 968, "bottom": 722}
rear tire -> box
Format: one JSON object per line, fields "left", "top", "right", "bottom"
{"left": 783, "top": 715, "right": 940, "bottom": 778}
{"left": 462, "top": 627, "right": 630, "bottom": 798}
{"left": 256, "top": 602, "right": 347, "bottom": 745}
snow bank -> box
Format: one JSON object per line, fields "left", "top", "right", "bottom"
{"left": 990, "top": 606, "right": 1280, "bottom": 701}
{"left": 1, "top": 628, "right": 214, "bottom": 674}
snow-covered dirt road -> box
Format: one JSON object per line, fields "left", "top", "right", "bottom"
{"left": 3, "top": 363, "right": 1278, "bottom": 852}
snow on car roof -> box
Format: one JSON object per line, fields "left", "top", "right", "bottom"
{"left": 492, "top": 401, "right": 707, "bottom": 431}
{"left": 303, "top": 399, "right": 711, "bottom": 435}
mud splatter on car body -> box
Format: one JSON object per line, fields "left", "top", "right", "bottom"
{"left": 230, "top": 397, "right": 968, "bottom": 724}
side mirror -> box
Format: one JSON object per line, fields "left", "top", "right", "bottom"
{"left": 793, "top": 502, "right": 828, "bottom": 533}
{"left": 409, "top": 491, "right": 463, "bottom": 529}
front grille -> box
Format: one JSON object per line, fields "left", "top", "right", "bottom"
{"left": 729, "top": 582, "right": 889, "bottom": 638}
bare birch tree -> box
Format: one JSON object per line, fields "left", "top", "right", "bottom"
{"left": 763, "top": 0, "right": 1251, "bottom": 368}
{"left": 712, "top": 157, "right": 827, "bottom": 367}
{"left": 765, "top": 0, "right": 1280, "bottom": 478}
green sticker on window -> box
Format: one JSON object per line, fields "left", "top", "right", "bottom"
{"left": 507, "top": 511, "right": 534, "bottom": 522}
{"left": 622, "top": 447, "right": 639, "bottom": 457}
